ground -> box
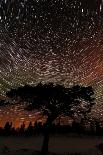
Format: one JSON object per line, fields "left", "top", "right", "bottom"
{"left": 0, "top": 134, "right": 102, "bottom": 155}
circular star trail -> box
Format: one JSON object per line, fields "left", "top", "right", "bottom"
{"left": 0, "top": 0, "right": 103, "bottom": 127}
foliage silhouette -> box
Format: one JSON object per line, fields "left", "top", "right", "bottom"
{"left": 0, "top": 100, "right": 10, "bottom": 106}
{"left": 26, "top": 122, "right": 33, "bottom": 136}
{"left": 6, "top": 83, "right": 95, "bottom": 155}
{"left": 19, "top": 123, "right": 25, "bottom": 135}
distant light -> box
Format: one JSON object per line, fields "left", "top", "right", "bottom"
{"left": 100, "top": 5, "right": 102, "bottom": 12}
{"left": 82, "top": 9, "right": 84, "bottom": 13}
{"left": 20, "top": 118, "right": 25, "bottom": 120}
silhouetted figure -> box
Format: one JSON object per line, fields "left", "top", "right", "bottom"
{"left": 6, "top": 83, "right": 95, "bottom": 155}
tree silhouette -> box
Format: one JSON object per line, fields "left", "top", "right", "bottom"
{"left": 6, "top": 83, "right": 95, "bottom": 155}
{"left": 26, "top": 122, "right": 33, "bottom": 136}
{"left": 4, "top": 122, "right": 12, "bottom": 136}
{"left": 19, "top": 122, "right": 25, "bottom": 135}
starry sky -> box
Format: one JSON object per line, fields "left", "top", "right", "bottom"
{"left": 0, "top": 0, "right": 103, "bottom": 127}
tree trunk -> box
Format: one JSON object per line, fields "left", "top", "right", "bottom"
{"left": 40, "top": 128, "right": 49, "bottom": 155}
{"left": 40, "top": 115, "right": 56, "bottom": 155}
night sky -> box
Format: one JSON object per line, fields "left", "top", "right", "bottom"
{"left": 0, "top": 0, "right": 103, "bottom": 127}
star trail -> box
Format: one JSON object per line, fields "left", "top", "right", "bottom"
{"left": 0, "top": 0, "right": 103, "bottom": 127}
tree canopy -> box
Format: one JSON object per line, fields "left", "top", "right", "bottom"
{"left": 6, "top": 83, "right": 95, "bottom": 120}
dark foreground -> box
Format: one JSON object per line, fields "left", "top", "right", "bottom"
{"left": 0, "top": 135, "right": 102, "bottom": 155}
